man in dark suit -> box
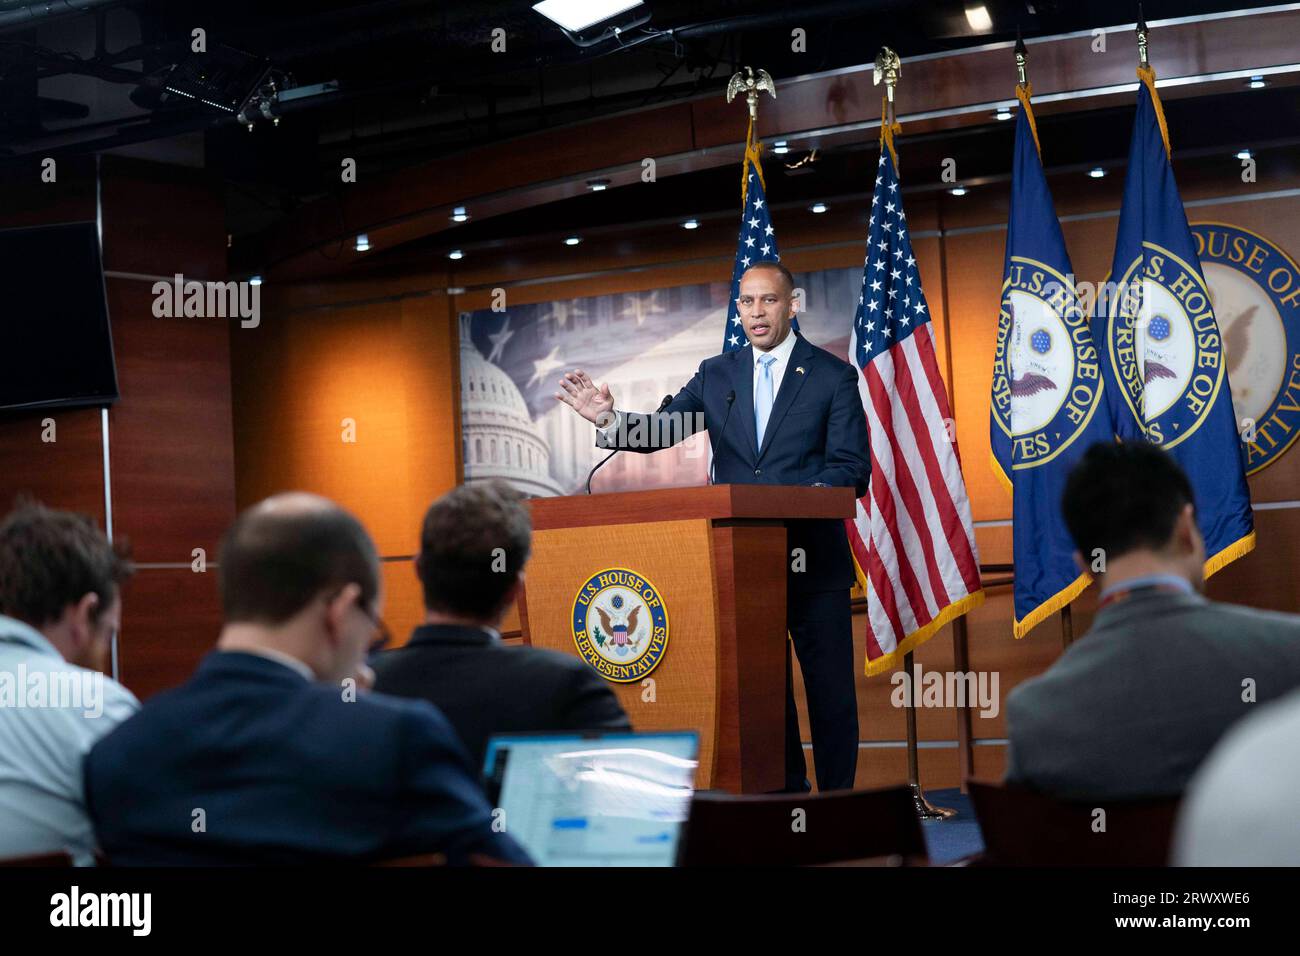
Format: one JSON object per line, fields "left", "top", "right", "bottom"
{"left": 555, "top": 261, "right": 871, "bottom": 792}
{"left": 1006, "top": 442, "right": 1300, "bottom": 800}
{"left": 372, "top": 480, "right": 630, "bottom": 769}
{"left": 84, "top": 493, "right": 530, "bottom": 866}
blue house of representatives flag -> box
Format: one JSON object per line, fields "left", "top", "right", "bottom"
{"left": 991, "top": 85, "right": 1116, "bottom": 638}
{"left": 722, "top": 138, "right": 796, "bottom": 353}
{"left": 1094, "top": 67, "right": 1255, "bottom": 575}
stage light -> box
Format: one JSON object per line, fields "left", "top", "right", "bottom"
{"left": 533, "top": 0, "right": 644, "bottom": 32}
{"left": 682, "top": 219, "right": 699, "bottom": 230}
{"left": 965, "top": 5, "right": 993, "bottom": 33}
{"left": 451, "top": 206, "right": 469, "bottom": 223}
{"left": 809, "top": 202, "right": 828, "bottom": 214}
{"left": 949, "top": 186, "right": 967, "bottom": 197}
{"left": 249, "top": 275, "right": 263, "bottom": 286}
{"left": 1088, "top": 167, "right": 1106, "bottom": 178}
{"left": 565, "top": 236, "right": 582, "bottom": 246}
{"left": 994, "top": 108, "right": 1012, "bottom": 121}
{"left": 1237, "top": 149, "right": 1252, "bottom": 160}
{"left": 448, "top": 250, "right": 464, "bottom": 260}
{"left": 1249, "top": 75, "right": 1266, "bottom": 89}
{"left": 355, "top": 234, "right": 370, "bottom": 252}
{"left": 532, "top": 0, "right": 649, "bottom": 47}
{"left": 587, "top": 178, "right": 611, "bottom": 191}
{"left": 772, "top": 140, "right": 790, "bottom": 155}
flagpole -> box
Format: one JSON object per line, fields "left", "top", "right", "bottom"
{"left": 876, "top": 45, "right": 954, "bottom": 821}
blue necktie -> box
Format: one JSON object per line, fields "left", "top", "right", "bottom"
{"left": 755, "top": 353, "right": 776, "bottom": 450}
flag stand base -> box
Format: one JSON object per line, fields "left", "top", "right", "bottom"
{"left": 910, "top": 784, "right": 956, "bottom": 821}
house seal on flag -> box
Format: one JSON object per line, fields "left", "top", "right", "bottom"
{"left": 993, "top": 258, "right": 1106, "bottom": 468}
{"left": 1105, "top": 244, "right": 1227, "bottom": 448}
{"left": 571, "top": 567, "right": 670, "bottom": 683}
{"left": 1189, "top": 222, "right": 1300, "bottom": 474}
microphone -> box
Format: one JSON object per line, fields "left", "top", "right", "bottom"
{"left": 586, "top": 393, "right": 673, "bottom": 495}
{"left": 709, "top": 390, "right": 737, "bottom": 486}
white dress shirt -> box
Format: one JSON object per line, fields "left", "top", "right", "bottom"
{"left": 0, "top": 615, "right": 139, "bottom": 866}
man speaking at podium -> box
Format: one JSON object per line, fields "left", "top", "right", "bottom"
{"left": 555, "top": 262, "right": 870, "bottom": 792}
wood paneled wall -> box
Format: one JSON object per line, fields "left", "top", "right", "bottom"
{"left": 0, "top": 157, "right": 236, "bottom": 700}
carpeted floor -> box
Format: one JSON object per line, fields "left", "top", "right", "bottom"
{"left": 918, "top": 788, "right": 985, "bottom": 864}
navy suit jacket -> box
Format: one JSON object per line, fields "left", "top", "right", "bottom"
{"left": 372, "top": 624, "right": 631, "bottom": 771}
{"left": 84, "top": 651, "right": 531, "bottom": 865}
{"left": 599, "top": 332, "right": 870, "bottom": 592}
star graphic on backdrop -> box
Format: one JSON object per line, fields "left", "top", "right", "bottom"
{"left": 619, "top": 289, "right": 665, "bottom": 327}
{"left": 527, "top": 345, "right": 565, "bottom": 387}
{"left": 486, "top": 316, "right": 513, "bottom": 364}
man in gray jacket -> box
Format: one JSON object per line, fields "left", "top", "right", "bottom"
{"left": 1005, "top": 441, "right": 1300, "bottom": 801}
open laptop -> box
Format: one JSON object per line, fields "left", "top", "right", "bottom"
{"left": 483, "top": 730, "right": 699, "bottom": 866}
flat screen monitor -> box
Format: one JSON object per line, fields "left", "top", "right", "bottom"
{"left": 0, "top": 221, "right": 118, "bottom": 412}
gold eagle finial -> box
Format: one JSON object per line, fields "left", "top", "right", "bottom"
{"left": 726, "top": 66, "right": 776, "bottom": 123}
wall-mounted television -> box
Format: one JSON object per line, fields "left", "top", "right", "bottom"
{"left": 0, "top": 221, "right": 118, "bottom": 412}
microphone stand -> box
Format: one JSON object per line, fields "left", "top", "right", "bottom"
{"left": 709, "top": 390, "right": 737, "bottom": 485}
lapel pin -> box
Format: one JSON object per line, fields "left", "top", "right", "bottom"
{"left": 795, "top": 366, "right": 806, "bottom": 375}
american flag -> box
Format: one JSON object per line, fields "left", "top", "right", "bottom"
{"left": 722, "top": 147, "right": 796, "bottom": 352}
{"left": 849, "top": 135, "right": 983, "bottom": 676}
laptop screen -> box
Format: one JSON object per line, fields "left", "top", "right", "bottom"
{"left": 483, "top": 731, "right": 699, "bottom": 867}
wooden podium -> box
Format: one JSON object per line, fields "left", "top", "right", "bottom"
{"left": 518, "top": 484, "right": 856, "bottom": 793}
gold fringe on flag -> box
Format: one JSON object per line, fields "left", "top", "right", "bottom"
{"left": 880, "top": 98, "right": 901, "bottom": 171}
{"left": 1204, "top": 529, "right": 1256, "bottom": 580}
{"left": 1011, "top": 570, "right": 1091, "bottom": 639}
{"left": 740, "top": 116, "right": 767, "bottom": 207}
{"left": 1015, "top": 81, "right": 1041, "bottom": 158}
{"left": 1137, "top": 64, "right": 1172, "bottom": 159}
{"left": 853, "top": 555, "right": 986, "bottom": 676}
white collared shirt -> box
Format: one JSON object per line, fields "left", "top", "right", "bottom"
{"left": 752, "top": 329, "right": 798, "bottom": 404}
{"left": 0, "top": 614, "right": 140, "bottom": 866}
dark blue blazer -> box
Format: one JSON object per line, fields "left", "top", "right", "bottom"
{"left": 84, "top": 651, "right": 531, "bottom": 865}
{"left": 599, "top": 332, "right": 870, "bottom": 592}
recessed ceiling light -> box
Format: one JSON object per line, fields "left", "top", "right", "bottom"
{"left": 682, "top": 219, "right": 699, "bottom": 230}
{"left": 355, "top": 234, "right": 370, "bottom": 252}
{"left": 249, "top": 275, "right": 263, "bottom": 286}
{"left": 447, "top": 286, "right": 466, "bottom": 295}
{"left": 1248, "top": 75, "right": 1266, "bottom": 90}
{"left": 1088, "top": 167, "right": 1106, "bottom": 178}
{"left": 451, "top": 206, "right": 469, "bottom": 223}
{"left": 809, "top": 202, "right": 828, "bottom": 214}
{"left": 1237, "top": 149, "right": 1252, "bottom": 160}
{"left": 949, "top": 186, "right": 968, "bottom": 197}
{"left": 448, "top": 250, "right": 464, "bottom": 260}
{"left": 994, "top": 108, "right": 1013, "bottom": 121}
{"left": 587, "top": 178, "right": 611, "bottom": 191}
{"left": 565, "top": 236, "right": 582, "bottom": 246}
{"left": 772, "top": 140, "right": 790, "bottom": 155}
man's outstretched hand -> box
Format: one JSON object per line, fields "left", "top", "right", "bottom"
{"left": 555, "top": 369, "right": 616, "bottom": 427}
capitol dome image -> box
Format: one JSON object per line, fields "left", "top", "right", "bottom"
{"left": 459, "top": 314, "right": 564, "bottom": 497}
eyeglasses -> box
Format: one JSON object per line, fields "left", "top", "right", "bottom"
{"left": 359, "top": 602, "right": 392, "bottom": 653}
